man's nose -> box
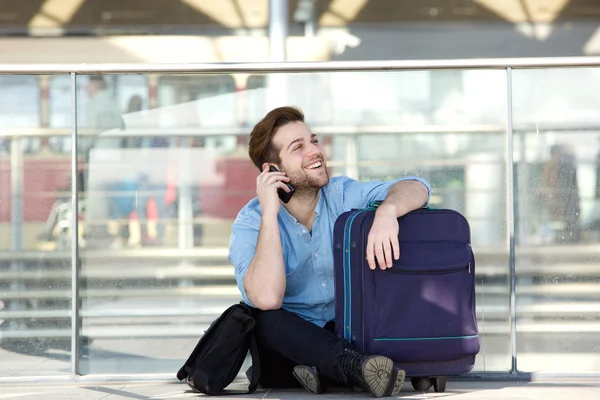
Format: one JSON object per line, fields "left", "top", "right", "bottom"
{"left": 305, "top": 142, "right": 320, "bottom": 156}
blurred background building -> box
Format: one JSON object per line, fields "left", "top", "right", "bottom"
{"left": 1, "top": 0, "right": 600, "bottom": 381}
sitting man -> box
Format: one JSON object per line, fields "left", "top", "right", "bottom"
{"left": 229, "top": 106, "right": 431, "bottom": 397}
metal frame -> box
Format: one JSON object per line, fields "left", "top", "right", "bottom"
{"left": 505, "top": 68, "right": 518, "bottom": 374}
{"left": 3, "top": 57, "right": 600, "bottom": 383}
{"left": 69, "top": 72, "right": 80, "bottom": 377}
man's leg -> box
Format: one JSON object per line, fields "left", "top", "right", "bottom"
{"left": 254, "top": 309, "right": 346, "bottom": 387}
{"left": 253, "top": 330, "right": 302, "bottom": 389}
{"left": 254, "top": 308, "right": 405, "bottom": 397}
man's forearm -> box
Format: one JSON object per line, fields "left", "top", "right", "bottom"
{"left": 379, "top": 180, "right": 429, "bottom": 217}
{"left": 243, "top": 214, "right": 286, "bottom": 310}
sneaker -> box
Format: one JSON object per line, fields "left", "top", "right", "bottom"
{"left": 336, "top": 348, "right": 405, "bottom": 398}
{"left": 293, "top": 365, "right": 324, "bottom": 394}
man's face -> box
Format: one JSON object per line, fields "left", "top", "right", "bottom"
{"left": 272, "top": 121, "right": 329, "bottom": 192}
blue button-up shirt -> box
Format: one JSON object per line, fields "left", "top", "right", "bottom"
{"left": 228, "top": 175, "right": 431, "bottom": 327}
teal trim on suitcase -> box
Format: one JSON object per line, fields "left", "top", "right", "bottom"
{"left": 343, "top": 210, "right": 364, "bottom": 342}
{"left": 343, "top": 205, "right": 377, "bottom": 342}
{"left": 374, "top": 334, "right": 479, "bottom": 342}
{"left": 342, "top": 213, "right": 353, "bottom": 341}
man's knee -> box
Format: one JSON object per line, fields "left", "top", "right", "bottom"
{"left": 255, "top": 308, "right": 289, "bottom": 330}
{"left": 254, "top": 308, "right": 309, "bottom": 340}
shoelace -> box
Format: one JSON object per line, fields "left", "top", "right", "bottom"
{"left": 337, "top": 349, "right": 364, "bottom": 386}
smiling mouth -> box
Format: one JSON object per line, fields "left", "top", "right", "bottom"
{"left": 304, "top": 161, "right": 323, "bottom": 170}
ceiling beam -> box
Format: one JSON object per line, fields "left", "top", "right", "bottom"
{"left": 29, "top": 0, "right": 86, "bottom": 29}
{"left": 473, "top": 0, "right": 570, "bottom": 23}
{"left": 319, "top": 0, "right": 368, "bottom": 26}
{"left": 181, "top": 0, "right": 267, "bottom": 29}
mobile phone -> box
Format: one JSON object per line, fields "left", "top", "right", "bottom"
{"left": 269, "top": 166, "right": 295, "bottom": 203}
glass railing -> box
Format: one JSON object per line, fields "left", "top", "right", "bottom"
{"left": 1, "top": 59, "right": 600, "bottom": 380}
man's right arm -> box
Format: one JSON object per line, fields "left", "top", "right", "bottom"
{"left": 242, "top": 211, "right": 286, "bottom": 310}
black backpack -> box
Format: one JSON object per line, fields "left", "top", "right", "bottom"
{"left": 177, "top": 302, "right": 260, "bottom": 395}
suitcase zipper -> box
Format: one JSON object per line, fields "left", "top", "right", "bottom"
{"left": 383, "top": 264, "right": 470, "bottom": 275}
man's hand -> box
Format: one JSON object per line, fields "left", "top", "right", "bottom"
{"left": 256, "top": 163, "right": 291, "bottom": 216}
{"left": 366, "top": 203, "right": 400, "bottom": 270}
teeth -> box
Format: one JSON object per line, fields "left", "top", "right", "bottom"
{"left": 307, "top": 161, "right": 322, "bottom": 169}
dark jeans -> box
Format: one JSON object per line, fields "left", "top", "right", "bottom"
{"left": 253, "top": 308, "right": 353, "bottom": 388}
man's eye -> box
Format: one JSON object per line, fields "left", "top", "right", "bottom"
{"left": 293, "top": 145, "right": 301, "bottom": 151}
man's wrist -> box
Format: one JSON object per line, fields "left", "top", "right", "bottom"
{"left": 376, "top": 201, "right": 400, "bottom": 218}
{"left": 261, "top": 209, "right": 279, "bottom": 224}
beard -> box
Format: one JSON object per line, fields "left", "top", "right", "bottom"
{"left": 281, "top": 162, "right": 330, "bottom": 201}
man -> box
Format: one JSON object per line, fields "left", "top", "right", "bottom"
{"left": 229, "top": 106, "right": 431, "bottom": 397}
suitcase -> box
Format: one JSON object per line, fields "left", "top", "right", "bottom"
{"left": 333, "top": 202, "right": 479, "bottom": 393}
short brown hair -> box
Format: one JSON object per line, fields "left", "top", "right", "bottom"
{"left": 248, "top": 106, "right": 305, "bottom": 171}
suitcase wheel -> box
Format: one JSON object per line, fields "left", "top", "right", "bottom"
{"left": 432, "top": 377, "right": 447, "bottom": 393}
{"left": 410, "top": 377, "right": 432, "bottom": 392}
{"left": 410, "top": 377, "right": 447, "bottom": 393}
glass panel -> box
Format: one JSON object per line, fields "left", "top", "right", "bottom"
{"left": 78, "top": 70, "right": 508, "bottom": 375}
{"left": 0, "top": 75, "right": 71, "bottom": 378}
{"left": 513, "top": 67, "right": 600, "bottom": 373}
{"left": 326, "top": 70, "right": 510, "bottom": 372}
{"left": 79, "top": 73, "right": 242, "bottom": 374}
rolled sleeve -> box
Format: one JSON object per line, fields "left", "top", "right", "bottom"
{"left": 404, "top": 175, "right": 432, "bottom": 207}
{"left": 338, "top": 175, "right": 431, "bottom": 210}
{"left": 228, "top": 213, "right": 260, "bottom": 308}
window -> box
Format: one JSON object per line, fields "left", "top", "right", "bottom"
{"left": 157, "top": 75, "right": 237, "bottom": 153}
{"left": 48, "top": 75, "right": 148, "bottom": 153}
{"left": 0, "top": 76, "right": 41, "bottom": 154}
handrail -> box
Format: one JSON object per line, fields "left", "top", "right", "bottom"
{"left": 0, "top": 56, "right": 600, "bottom": 74}
{"left": 2, "top": 124, "right": 600, "bottom": 138}
{"left": 0, "top": 125, "right": 505, "bottom": 138}
{"left": 4, "top": 244, "right": 600, "bottom": 260}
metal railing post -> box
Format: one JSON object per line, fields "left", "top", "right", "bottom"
{"left": 8, "top": 134, "right": 26, "bottom": 335}
{"left": 267, "top": 0, "right": 289, "bottom": 110}
{"left": 70, "top": 72, "right": 81, "bottom": 377}
{"left": 269, "top": 0, "right": 287, "bottom": 62}
{"left": 505, "top": 67, "right": 518, "bottom": 374}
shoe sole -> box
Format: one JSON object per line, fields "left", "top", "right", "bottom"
{"left": 293, "top": 365, "right": 323, "bottom": 394}
{"left": 386, "top": 369, "right": 406, "bottom": 396}
{"left": 361, "top": 356, "right": 405, "bottom": 397}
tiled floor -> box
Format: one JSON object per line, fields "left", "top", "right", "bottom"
{"left": 0, "top": 378, "right": 599, "bottom": 399}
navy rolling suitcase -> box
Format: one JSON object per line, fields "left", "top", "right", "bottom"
{"left": 333, "top": 202, "right": 479, "bottom": 393}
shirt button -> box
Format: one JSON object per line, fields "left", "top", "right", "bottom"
{"left": 322, "top": 282, "right": 326, "bottom": 287}
{"left": 324, "top": 307, "right": 328, "bottom": 311}
{"left": 315, "top": 253, "right": 318, "bottom": 257}
{"left": 302, "top": 229, "right": 306, "bottom": 233}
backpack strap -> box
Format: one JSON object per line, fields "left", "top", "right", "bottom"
{"left": 247, "top": 328, "right": 260, "bottom": 393}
